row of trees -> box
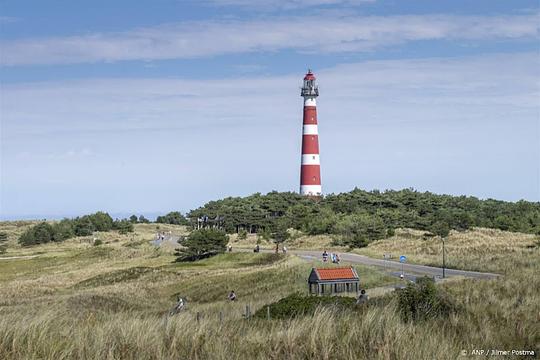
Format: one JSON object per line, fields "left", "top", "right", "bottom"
{"left": 156, "top": 212, "right": 189, "bottom": 225}
{"left": 18, "top": 212, "right": 134, "bottom": 246}
{"left": 186, "top": 189, "right": 540, "bottom": 248}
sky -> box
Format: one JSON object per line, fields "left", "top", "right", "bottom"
{"left": 0, "top": 0, "right": 539, "bottom": 220}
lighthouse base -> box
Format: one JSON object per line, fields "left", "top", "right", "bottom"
{"left": 300, "top": 185, "right": 322, "bottom": 197}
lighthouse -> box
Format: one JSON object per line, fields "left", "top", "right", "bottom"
{"left": 300, "top": 69, "right": 322, "bottom": 197}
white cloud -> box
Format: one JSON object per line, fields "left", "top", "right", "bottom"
{"left": 208, "top": 0, "right": 375, "bottom": 9}
{"left": 1, "top": 13, "right": 538, "bottom": 66}
{"left": 1, "top": 52, "right": 539, "bottom": 213}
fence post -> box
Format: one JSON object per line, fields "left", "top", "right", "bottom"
{"left": 219, "top": 311, "right": 223, "bottom": 325}
{"left": 196, "top": 312, "right": 200, "bottom": 324}
{"left": 267, "top": 306, "right": 270, "bottom": 320}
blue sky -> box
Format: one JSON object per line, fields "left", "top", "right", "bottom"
{"left": 1, "top": 0, "right": 539, "bottom": 219}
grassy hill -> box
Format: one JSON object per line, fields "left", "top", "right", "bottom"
{"left": 0, "top": 222, "right": 538, "bottom": 359}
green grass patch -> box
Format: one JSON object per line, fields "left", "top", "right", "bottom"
{"left": 254, "top": 293, "right": 357, "bottom": 319}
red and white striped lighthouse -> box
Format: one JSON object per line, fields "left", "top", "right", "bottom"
{"left": 300, "top": 69, "right": 322, "bottom": 197}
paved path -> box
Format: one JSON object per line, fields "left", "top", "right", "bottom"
{"left": 0, "top": 255, "right": 39, "bottom": 260}
{"left": 151, "top": 235, "right": 181, "bottom": 247}
{"left": 253, "top": 248, "right": 500, "bottom": 280}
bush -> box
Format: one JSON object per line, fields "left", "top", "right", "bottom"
{"left": 74, "top": 216, "right": 95, "bottom": 236}
{"left": 0, "top": 245, "right": 6, "bottom": 254}
{"left": 89, "top": 212, "right": 114, "bottom": 231}
{"left": 113, "top": 219, "right": 134, "bottom": 234}
{"left": 93, "top": 239, "right": 103, "bottom": 246}
{"left": 0, "top": 232, "right": 7, "bottom": 242}
{"left": 396, "top": 277, "right": 458, "bottom": 322}
{"left": 18, "top": 222, "right": 55, "bottom": 246}
{"left": 138, "top": 215, "right": 150, "bottom": 224}
{"left": 52, "top": 219, "right": 75, "bottom": 241}
{"left": 255, "top": 293, "right": 356, "bottom": 319}
{"left": 175, "top": 228, "right": 228, "bottom": 262}
{"left": 334, "top": 213, "right": 387, "bottom": 248}
{"left": 156, "top": 212, "right": 189, "bottom": 225}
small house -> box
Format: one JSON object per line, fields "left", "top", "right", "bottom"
{"left": 308, "top": 267, "right": 360, "bottom": 295}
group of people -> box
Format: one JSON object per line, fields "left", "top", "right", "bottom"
{"left": 322, "top": 250, "right": 340, "bottom": 264}
{"left": 155, "top": 231, "right": 172, "bottom": 241}
{"left": 252, "top": 244, "right": 288, "bottom": 254}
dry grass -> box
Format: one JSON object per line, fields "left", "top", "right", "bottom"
{"left": 355, "top": 227, "right": 539, "bottom": 273}
{"left": 0, "top": 223, "right": 538, "bottom": 359}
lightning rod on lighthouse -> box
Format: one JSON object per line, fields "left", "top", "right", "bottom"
{"left": 299, "top": 69, "right": 322, "bottom": 197}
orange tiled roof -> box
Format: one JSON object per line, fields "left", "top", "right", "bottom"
{"left": 315, "top": 267, "right": 357, "bottom": 280}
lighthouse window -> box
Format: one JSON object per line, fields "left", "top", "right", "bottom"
{"left": 312, "top": 156, "right": 316, "bottom": 160}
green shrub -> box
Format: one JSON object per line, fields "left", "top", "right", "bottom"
{"left": 255, "top": 293, "right": 357, "bottom": 319}
{"left": 333, "top": 213, "right": 387, "bottom": 248}
{"left": 52, "top": 219, "right": 75, "bottom": 241}
{"left": 93, "top": 239, "right": 103, "bottom": 246}
{"left": 0, "top": 244, "right": 6, "bottom": 254}
{"left": 175, "top": 228, "right": 228, "bottom": 262}
{"left": 89, "top": 212, "right": 114, "bottom": 231}
{"left": 113, "top": 219, "right": 134, "bottom": 234}
{"left": 0, "top": 232, "right": 8, "bottom": 242}
{"left": 74, "top": 216, "right": 95, "bottom": 236}
{"left": 156, "top": 211, "right": 189, "bottom": 225}
{"left": 396, "top": 277, "right": 458, "bottom": 322}
{"left": 18, "top": 222, "right": 55, "bottom": 246}
{"left": 138, "top": 215, "right": 150, "bottom": 223}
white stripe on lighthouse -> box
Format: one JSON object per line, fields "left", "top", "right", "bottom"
{"left": 300, "top": 185, "right": 322, "bottom": 195}
{"left": 304, "top": 98, "right": 317, "bottom": 107}
{"left": 302, "top": 124, "right": 318, "bottom": 135}
{"left": 301, "top": 154, "right": 320, "bottom": 165}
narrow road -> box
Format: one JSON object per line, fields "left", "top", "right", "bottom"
{"left": 253, "top": 248, "right": 500, "bottom": 280}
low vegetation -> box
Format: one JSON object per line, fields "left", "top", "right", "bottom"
{"left": 156, "top": 211, "right": 189, "bottom": 225}
{"left": 255, "top": 293, "right": 358, "bottom": 319}
{"left": 17, "top": 212, "right": 134, "bottom": 246}
{"left": 396, "top": 277, "right": 458, "bottom": 322}
{"left": 174, "top": 228, "right": 229, "bottom": 261}
{"left": 0, "top": 213, "right": 538, "bottom": 359}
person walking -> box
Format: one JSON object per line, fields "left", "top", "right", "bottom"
{"left": 356, "top": 289, "right": 369, "bottom": 305}
{"left": 322, "top": 250, "right": 328, "bottom": 262}
{"left": 228, "top": 290, "right": 237, "bottom": 302}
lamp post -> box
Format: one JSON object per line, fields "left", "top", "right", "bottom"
{"left": 442, "top": 237, "right": 446, "bottom": 279}
{"left": 431, "top": 221, "right": 450, "bottom": 279}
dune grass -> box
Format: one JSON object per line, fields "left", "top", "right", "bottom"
{"left": 354, "top": 227, "right": 539, "bottom": 274}
{"left": 0, "top": 223, "right": 538, "bottom": 359}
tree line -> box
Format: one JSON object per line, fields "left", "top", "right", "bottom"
{"left": 18, "top": 212, "right": 134, "bottom": 246}
{"left": 186, "top": 189, "right": 540, "bottom": 248}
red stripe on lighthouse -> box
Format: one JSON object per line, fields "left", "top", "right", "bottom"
{"left": 300, "top": 70, "right": 322, "bottom": 197}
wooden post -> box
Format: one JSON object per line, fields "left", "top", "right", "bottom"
{"left": 267, "top": 306, "right": 271, "bottom": 320}
{"left": 219, "top": 311, "right": 223, "bottom": 325}
{"left": 196, "top": 312, "right": 200, "bottom": 324}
